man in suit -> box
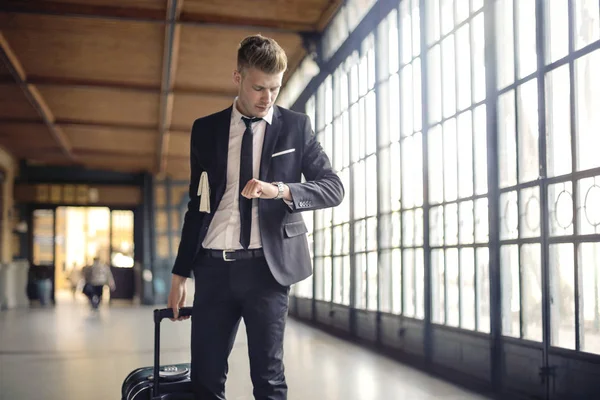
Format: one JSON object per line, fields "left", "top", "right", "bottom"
{"left": 167, "top": 34, "right": 344, "bottom": 400}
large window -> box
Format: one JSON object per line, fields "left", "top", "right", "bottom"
{"left": 495, "top": 0, "right": 600, "bottom": 354}
{"left": 426, "top": 0, "right": 489, "bottom": 331}
{"left": 292, "top": 0, "right": 600, "bottom": 356}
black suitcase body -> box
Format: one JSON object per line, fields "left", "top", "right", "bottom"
{"left": 121, "top": 308, "right": 194, "bottom": 400}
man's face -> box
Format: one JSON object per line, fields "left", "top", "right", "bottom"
{"left": 233, "top": 67, "right": 283, "bottom": 118}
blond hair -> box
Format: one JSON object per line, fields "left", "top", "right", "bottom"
{"left": 237, "top": 34, "right": 287, "bottom": 75}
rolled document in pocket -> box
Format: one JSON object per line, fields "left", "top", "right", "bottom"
{"left": 197, "top": 171, "right": 210, "bottom": 213}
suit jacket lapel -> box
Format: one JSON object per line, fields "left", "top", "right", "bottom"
{"left": 259, "top": 105, "right": 281, "bottom": 182}
{"left": 213, "top": 106, "right": 232, "bottom": 208}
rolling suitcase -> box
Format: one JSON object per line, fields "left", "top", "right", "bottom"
{"left": 121, "top": 307, "right": 194, "bottom": 400}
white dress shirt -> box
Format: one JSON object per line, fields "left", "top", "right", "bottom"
{"left": 202, "top": 99, "right": 273, "bottom": 250}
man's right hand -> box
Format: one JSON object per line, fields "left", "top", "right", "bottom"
{"left": 167, "top": 274, "right": 190, "bottom": 321}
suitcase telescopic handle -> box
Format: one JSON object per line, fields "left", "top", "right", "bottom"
{"left": 154, "top": 307, "right": 193, "bottom": 323}
{"left": 152, "top": 307, "right": 193, "bottom": 398}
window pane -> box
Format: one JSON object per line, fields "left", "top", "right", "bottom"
{"left": 501, "top": 245, "right": 520, "bottom": 338}
{"left": 392, "top": 248, "right": 402, "bottom": 314}
{"left": 443, "top": 118, "right": 458, "bottom": 202}
{"left": 459, "top": 201, "right": 475, "bottom": 245}
{"left": 366, "top": 91, "right": 377, "bottom": 154}
{"left": 359, "top": 53, "right": 368, "bottom": 97}
{"left": 415, "top": 208, "right": 424, "bottom": 247}
{"left": 456, "top": 0, "right": 470, "bottom": 24}
{"left": 388, "top": 10, "right": 399, "bottom": 74}
{"left": 500, "top": 191, "right": 519, "bottom": 240}
{"left": 342, "top": 111, "right": 351, "bottom": 167}
{"left": 413, "top": 59, "right": 423, "bottom": 132}
{"left": 428, "top": 124, "right": 444, "bottom": 204}
{"left": 358, "top": 98, "right": 366, "bottom": 158}
{"left": 520, "top": 186, "right": 541, "bottom": 238}
{"left": 324, "top": 257, "right": 332, "bottom": 302}
{"left": 550, "top": 244, "right": 576, "bottom": 349}
{"left": 427, "top": 0, "right": 441, "bottom": 45}
{"left": 403, "top": 249, "right": 416, "bottom": 316}
{"left": 403, "top": 210, "right": 415, "bottom": 247}
{"left": 402, "top": 134, "right": 424, "bottom": 208}
{"left": 496, "top": 0, "right": 515, "bottom": 88}
{"left": 430, "top": 206, "right": 444, "bottom": 247}
{"left": 548, "top": 182, "right": 574, "bottom": 236}
{"left": 574, "top": 0, "right": 600, "bottom": 50}
{"left": 356, "top": 253, "right": 367, "bottom": 309}
{"left": 416, "top": 248, "right": 425, "bottom": 319}
{"left": 461, "top": 248, "right": 476, "bottom": 330}
{"left": 580, "top": 243, "right": 600, "bottom": 355}
{"left": 401, "top": 64, "right": 414, "bottom": 136}
{"left": 475, "top": 197, "right": 489, "bottom": 243}
{"left": 380, "top": 148, "right": 391, "bottom": 215}
{"left": 546, "top": 0, "right": 569, "bottom": 64}
{"left": 522, "top": 244, "right": 543, "bottom": 342}
{"left": 472, "top": 13, "right": 486, "bottom": 102}
{"left": 440, "top": 0, "right": 454, "bottom": 36}
{"left": 367, "top": 251, "right": 378, "bottom": 310}
{"left": 458, "top": 111, "right": 474, "bottom": 198}
{"left": 456, "top": 24, "right": 472, "bottom": 110}
{"left": 390, "top": 142, "right": 401, "bottom": 211}
{"left": 351, "top": 104, "right": 360, "bottom": 162}
{"left": 389, "top": 73, "right": 401, "bottom": 143}
{"left": 578, "top": 177, "right": 600, "bottom": 235}
{"left": 445, "top": 203, "right": 459, "bottom": 246}
{"left": 367, "top": 217, "right": 378, "bottom": 251}
{"left": 499, "top": 91, "right": 518, "bottom": 188}
{"left": 474, "top": 105, "right": 488, "bottom": 195}
{"left": 366, "top": 155, "right": 378, "bottom": 216}
{"left": 343, "top": 223, "right": 351, "bottom": 254}
{"left": 343, "top": 255, "right": 351, "bottom": 305}
{"left": 315, "top": 257, "right": 324, "bottom": 300}
{"left": 354, "top": 161, "right": 366, "bottom": 219}
{"left": 432, "top": 249, "right": 446, "bottom": 324}
{"left": 517, "top": 0, "right": 538, "bottom": 78}
{"left": 380, "top": 251, "right": 392, "bottom": 313}
{"left": 575, "top": 49, "right": 600, "bottom": 171}
{"left": 546, "top": 65, "right": 573, "bottom": 177}
{"left": 412, "top": 0, "right": 421, "bottom": 57}
{"left": 442, "top": 35, "right": 456, "bottom": 118}
{"left": 477, "top": 247, "right": 491, "bottom": 333}
{"left": 355, "top": 220, "right": 366, "bottom": 253}
{"left": 517, "top": 79, "right": 540, "bottom": 183}
{"left": 447, "top": 248, "right": 460, "bottom": 327}
{"left": 333, "top": 257, "right": 343, "bottom": 304}
{"left": 392, "top": 212, "right": 401, "bottom": 247}
{"left": 401, "top": 0, "right": 413, "bottom": 65}
{"left": 428, "top": 45, "right": 443, "bottom": 124}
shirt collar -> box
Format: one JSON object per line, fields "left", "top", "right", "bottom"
{"left": 231, "top": 97, "right": 273, "bottom": 125}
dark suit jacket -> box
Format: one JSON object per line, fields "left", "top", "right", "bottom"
{"left": 171, "top": 105, "right": 344, "bottom": 286}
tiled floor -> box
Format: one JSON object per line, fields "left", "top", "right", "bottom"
{"left": 0, "top": 291, "right": 490, "bottom": 400}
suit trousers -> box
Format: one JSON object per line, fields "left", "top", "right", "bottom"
{"left": 190, "top": 254, "right": 289, "bottom": 400}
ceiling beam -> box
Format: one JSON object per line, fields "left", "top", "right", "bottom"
{"left": 0, "top": 75, "right": 238, "bottom": 98}
{"left": 0, "top": 1, "right": 315, "bottom": 33}
{"left": 0, "top": 118, "right": 200, "bottom": 134}
{"left": 156, "top": 0, "right": 182, "bottom": 175}
{"left": 179, "top": 12, "right": 315, "bottom": 33}
{"left": 0, "top": 32, "right": 77, "bottom": 162}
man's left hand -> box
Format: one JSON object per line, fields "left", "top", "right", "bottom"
{"left": 241, "top": 179, "right": 278, "bottom": 199}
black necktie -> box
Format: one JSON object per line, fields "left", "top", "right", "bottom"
{"left": 239, "top": 116, "right": 261, "bottom": 249}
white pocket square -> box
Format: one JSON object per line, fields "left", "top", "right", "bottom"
{"left": 197, "top": 171, "right": 210, "bottom": 213}
{"left": 272, "top": 148, "right": 295, "bottom": 158}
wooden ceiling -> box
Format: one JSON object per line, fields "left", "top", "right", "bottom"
{"left": 0, "top": 0, "right": 340, "bottom": 179}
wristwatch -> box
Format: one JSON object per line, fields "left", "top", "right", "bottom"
{"left": 271, "top": 181, "right": 285, "bottom": 200}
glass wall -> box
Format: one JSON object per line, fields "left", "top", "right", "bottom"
{"left": 291, "top": 0, "right": 600, "bottom": 356}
